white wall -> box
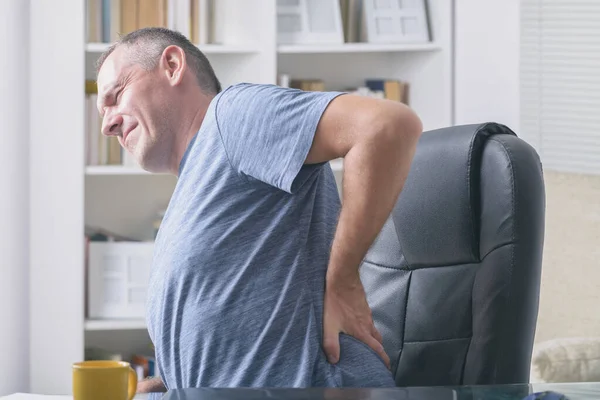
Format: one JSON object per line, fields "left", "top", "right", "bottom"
{"left": 453, "top": 0, "right": 520, "bottom": 130}
{"left": 29, "top": 0, "right": 86, "bottom": 394}
{"left": 0, "top": 0, "right": 30, "bottom": 395}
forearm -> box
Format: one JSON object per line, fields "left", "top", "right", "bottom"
{"left": 327, "top": 112, "right": 421, "bottom": 283}
{"left": 137, "top": 376, "right": 167, "bottom": 393}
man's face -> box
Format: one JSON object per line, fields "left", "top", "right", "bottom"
{"left": 96, "top": 46, "right": 173, "bottom": 171}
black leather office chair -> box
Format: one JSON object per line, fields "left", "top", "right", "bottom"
{"left": 360, "top": 122, "right": 545, "bottom": 387}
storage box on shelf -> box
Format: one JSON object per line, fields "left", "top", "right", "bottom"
{"left": 87, "top": 241, "right": 154, "bottom": 320}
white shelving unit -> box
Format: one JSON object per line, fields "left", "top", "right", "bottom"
{"left": 85, "top": 319, "right": 147, "bottom": 331}
{"left": 29, "top": 0, "right": 453, "bottom": 394}
{"left": 85, "top": 165, "right": 154, "bottom": 175}
{"left": 277, "top": 42, "right": 443, "bottom": 54}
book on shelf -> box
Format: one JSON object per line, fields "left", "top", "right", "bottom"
{"left": 278, "top": 74, "right": 410, "bottom": 105}
{"left": 365, "top": 79, "right": 409, "bottom": 104}
{"left": 278, "top": 75, "right": 325, "bottom": 92}
{"left": 342, "top": 79, "right": 409, "bottom": 103}
{"left": 131, "top": 354, "right": 156, "bottom": 379}
{"left": 290, "top": 79, "right": 326, "bottom": 92}
{"left": 85, "top": 226, "right": 141, "bottom": 242}
{"left": 339, "top": 0, "right": 364, "bottom": 43}
{"left": 87, "top": 0, "right": 216, "bottom": 45}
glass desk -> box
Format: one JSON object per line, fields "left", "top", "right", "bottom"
{"left": 138, "top": 382, "right": 600, "bottom": 400}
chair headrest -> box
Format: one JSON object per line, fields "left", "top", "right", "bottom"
{"left": 391, "top": 122, "right": 517, "bottom": 269}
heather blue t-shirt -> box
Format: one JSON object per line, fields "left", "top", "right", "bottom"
{"left": 146, "top": 83, "right": 395, "bottom": 389}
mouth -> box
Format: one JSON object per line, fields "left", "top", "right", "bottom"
{"left": 122, "top": 123, "right": 138, "bottom": 145}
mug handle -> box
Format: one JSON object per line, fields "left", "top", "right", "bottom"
{"left": 128, "top": 367, "right": 138, "bottom": 400}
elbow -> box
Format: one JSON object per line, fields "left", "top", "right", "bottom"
{"left": 395, "top": 104, "right": 423, "bottom": 143}
{"left": 379, "top": 102, "right": 423, "bottom": 153}
{"left": 351, "top": 99, "right": 422, "bottom": 160}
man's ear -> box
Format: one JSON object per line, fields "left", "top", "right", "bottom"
{"left": 160, "top": 45, "right": 186, "bottom": 86}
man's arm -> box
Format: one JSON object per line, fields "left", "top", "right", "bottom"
{"left": 306, "top": 94, "right": 422, "bottom": 367}
{"left": 137, "top": 376, "right": 167, "bottom": 393}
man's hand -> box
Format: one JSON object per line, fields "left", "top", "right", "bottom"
{"left": 323, "top": 273, "right": 391, "bottom": 369}
{"left": 137, "top": 376, "right": 167, "bottom": 393}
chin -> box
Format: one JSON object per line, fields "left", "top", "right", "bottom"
{"left": 136, "top": 157, "right": 158, "bottom": 173}
{"left": 136, "top": 151, "right": 172, "bottom": 175}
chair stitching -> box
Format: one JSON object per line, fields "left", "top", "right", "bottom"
{"left": 363, "top": 243, "right": 512, "bottom": 271}
{"left": 404, "top": 337, "right": 471, "bottom": 344}
{"left": 487, "top": 137, "right": 516, "bottom": 382}
{"left": 396, "top": 271, "right": 413, "bottom": 375}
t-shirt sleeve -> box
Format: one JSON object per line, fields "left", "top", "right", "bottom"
{"left": 215, "top": 83, "right": 345, "bottom": 193}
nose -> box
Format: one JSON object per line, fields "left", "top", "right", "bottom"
{"left": 101, "top": 112, "right": 124, "bottom": 137}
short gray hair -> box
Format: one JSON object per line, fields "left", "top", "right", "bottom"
{"left": 96, "top": 27, "right": 222, "bottom": 95}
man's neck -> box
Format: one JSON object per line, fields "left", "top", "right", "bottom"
{"left": 170, "top": 93, "right": 213, "bottom": 175}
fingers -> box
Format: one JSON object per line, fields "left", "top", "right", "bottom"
{"left": 361, "top": 333, "right": 391, "bottom": 370}
{"left": 326, "top": 326, "right": 391, "bottom": 370}
{"left": 323, "top": 323, "right": 341, "bottom": 364}
{"left": 371, "top": 324, "right": 383, "bottom": 345}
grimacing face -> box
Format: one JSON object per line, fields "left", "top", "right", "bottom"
{"left": 96, "top": 46, "right": 177, "bottom": 172}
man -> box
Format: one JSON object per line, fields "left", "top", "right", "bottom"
{"left": 96, "top": 27, "right": 422, "bottom": 392}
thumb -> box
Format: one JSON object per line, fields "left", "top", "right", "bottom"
{"left": 323, "top": 323, "right": 340, "bottom": 364}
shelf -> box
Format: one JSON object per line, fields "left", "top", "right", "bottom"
{"left": 194, "top": 44, "right": 260, "bottom": 54}
{"left": 86, "top": 42, "right": 260, "bottom": 55}
{"left": 85, "top": 319, "right": 147, "bottom": 331}
{"left": 277, "top": 42, "right": 442, "bottom": 54}
{"left": 85, "top": 165, "right": 173, "bottom": 176}
{"left": 85, "top": 165, "right": 155, "bottom": 175}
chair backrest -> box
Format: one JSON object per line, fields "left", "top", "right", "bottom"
{"left": 360, "top": 122, "right": 546, "bottom": 387}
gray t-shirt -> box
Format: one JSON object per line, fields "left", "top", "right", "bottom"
{"left": 146, "top": 83, "right": 395, "bottom": 389}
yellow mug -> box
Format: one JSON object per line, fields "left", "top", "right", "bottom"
{"left": 73, "top": 360, "right": 138, "bottom": 400}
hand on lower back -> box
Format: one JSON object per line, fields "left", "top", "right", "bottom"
{"left": 322, "top": 274, "right": 391, "bottom": 369}
{"left": 137, "top": 376, "right": 167, "bottom": 393}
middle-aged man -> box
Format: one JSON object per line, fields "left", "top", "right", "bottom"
{"left": 95, "top": 27, "right": 422, "bottom": 392}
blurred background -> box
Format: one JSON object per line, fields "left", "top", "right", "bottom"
{"left": 0, "top": 0, "right": 598, "bottom": 396}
